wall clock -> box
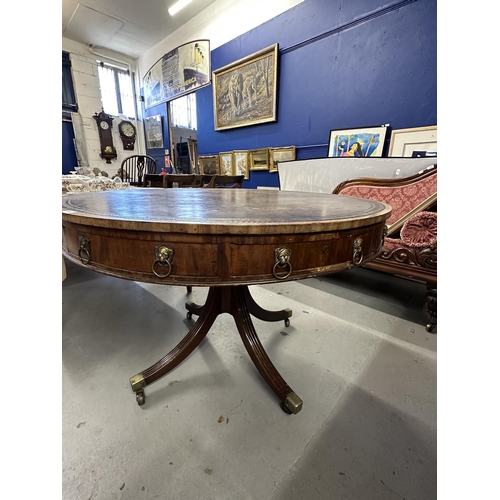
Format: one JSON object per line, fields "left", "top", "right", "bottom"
{"left": 93, "top": 109, "right": 117, "bottom": 163}
{"left": 118, "top": 120, "right": 137, "bottom": 150}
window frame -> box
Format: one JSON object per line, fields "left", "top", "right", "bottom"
{"left": 97, "top": 61, "right": 137, "bottom": 119}
{"left": 62, "top": 51, "right": 78, "bottom": 112}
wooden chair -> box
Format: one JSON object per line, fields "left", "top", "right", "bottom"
{"left": 206, "top": 175, "right": 244, "bottom": 188}
{"left": 162, "top": 174, "right": 196, "bottom": 188}
{"left": 194, "top": 175, "right": 216, "bottom": 188}
{"left": 119, "top": 155, "right": 157, "bottom": 186}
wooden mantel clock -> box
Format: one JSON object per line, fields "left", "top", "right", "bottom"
{"left": 118, "top": 120, "right": 137, "bottom": 150}
{"left": 93, "top": 109, "right": 117, "bottom": 163}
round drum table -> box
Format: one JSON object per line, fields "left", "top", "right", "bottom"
{"left": 62, "top": 188, "right": 391, "bottom": 414}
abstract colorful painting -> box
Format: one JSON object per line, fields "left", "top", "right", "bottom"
{"left": 327, "top": 126, "right": 388, "bottom": 158}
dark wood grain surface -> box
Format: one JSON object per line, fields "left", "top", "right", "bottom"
{"left": 62, "top": 188, "right": 391, "bottom": 234}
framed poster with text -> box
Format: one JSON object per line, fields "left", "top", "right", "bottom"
{"left": 143, "top": 40, "right": 210, "bottom": 109}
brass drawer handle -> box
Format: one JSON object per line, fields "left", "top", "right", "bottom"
{"left": 152, "top": 245, "right": 174, "bottom": 278}
{"left": 78, "top": 236, "right": 91, "bottom": 265}
{"left": 353, "top": 237, "right": 363, "bottom": 266}
{"left": 273, "top": 247, "right": 292, "bottom": 280}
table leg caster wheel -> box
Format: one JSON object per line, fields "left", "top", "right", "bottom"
{"left": 187, "top": 311, "right": 193, "bottom": 320}
{"left": 426, "top": 323, "right": 436, "bottom": 333}
{"left": 280, "top": 402, "right": 292, "bottom": 414}
{"left": 136, "top": 390, "right": 146, "bottom": 406}
{"left": 284, "top": 318, "right": 290, "bottom": 328}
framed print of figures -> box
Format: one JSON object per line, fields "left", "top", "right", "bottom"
{"left": 212, "top": 44, "right": 279, "bottom": 131}
{"left": 269, "top": 146, "right": 296, "bottom": 173}
{"left": 233, "top": 151, "right": 249, "bottom": 180}
{"left": 327, "top": 125, "right": 388, "bottom": 158}
{"left": 219, "top": 152, "right": 234, "bottom": 175}
{"left": 388, "top": 126, "right": 437, "bottom": 157}
{"left": 249, "top": 149, "right": 269, "bottom": 171}
{"left": 199, "top": 155, "right": 219, "bottom": 175}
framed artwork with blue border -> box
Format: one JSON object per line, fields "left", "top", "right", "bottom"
{"left": 327, "top": 125, "right": 388, "bottom": 158}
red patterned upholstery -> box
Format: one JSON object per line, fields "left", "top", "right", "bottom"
{"left": 332, "top": 165, "right": 437, "bottom": 332}
{"left": 400, "top": 211, "right": 437, "bottom": 247}
{"left": 336, "top": 172, "right": 437, "bottom": 225}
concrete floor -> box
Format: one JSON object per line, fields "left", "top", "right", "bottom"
{"left": 62, "top": 259, "right": 437, "bottom": 500}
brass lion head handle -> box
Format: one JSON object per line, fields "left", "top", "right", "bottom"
{"left": 273, "top": 247, "right": 292, "bottom": 280}
{"left": 152, "top": 245, "right": 174, "bottom": 278}
{"left": 78, "top": 236, "right": 91, "bottom": 265}
{"left": 352, "top": 237, "right": 364, "bottom": 266}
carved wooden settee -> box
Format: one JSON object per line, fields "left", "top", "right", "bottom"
{"left": 333, "top": 164, "right": 437, "bottom": 332}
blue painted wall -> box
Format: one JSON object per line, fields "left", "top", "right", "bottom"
{"left": 144, "top": 102, "right": 171, "bottom": 173}
{"left": 145, "top": 0, "right": 437, "bottom": 188}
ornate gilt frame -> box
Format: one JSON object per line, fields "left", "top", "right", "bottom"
{"left": 212, "top": 44, "right": 279, "bottom": 131}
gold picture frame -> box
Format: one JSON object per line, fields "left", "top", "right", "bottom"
{"left": 249, "top": 149, "right": 269, "bottom": 171}
{"left": 233, "top": 150, "right": 250, "bottom": 180}
{"left": 198, "top": 155, "right": 219, "bottom": 175}
{"left": 212, "top": 44, "right": 279, "bottom": 131}
{"left": 269, "top": 146, "right": 296, "bottom": 173}
{"left": 219, "top": 152, "right": 234, "bottom": 175}
{"left": 388, "top": 126, "right": 437, "bottom": 157}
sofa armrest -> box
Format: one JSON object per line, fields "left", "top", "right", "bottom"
{"left": 400, "top": 211, "right": 437, "bottom": 247}
{"left": 332, "top": 165, "right": 437, "bottom": 236}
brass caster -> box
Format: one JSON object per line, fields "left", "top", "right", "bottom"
{"left": 284, "top": 318, "right": 290, "bottom": 328}
{"left": 280, "top": 393, "right": 303, "bottom": 414}
{"left": 426, "top": 323, "right": 436, "bottom": 333}
{"left": 136, "top": 390, "right": 146, "bottom": 406}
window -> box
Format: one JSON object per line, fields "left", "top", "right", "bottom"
{"left": 97, "top": 62, "right": 136, "bottom": 118}
{"left": 170, "top": 93, "right": 197, "bottom": 130}
{"left": 62, "top": 51, "right": 78, "bottom": 112}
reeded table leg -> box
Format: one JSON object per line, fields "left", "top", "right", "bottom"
{"left": 130, "top": 285, "right": 302, "bottom": 414}
{"left": 231, "top": 287, "right": 302, "bottom": 414}
{"left": 242, "top": 286, "right": 292, "bottom": 327}
{"left": 130, "top": 287, "right": 220, "bottom": 406}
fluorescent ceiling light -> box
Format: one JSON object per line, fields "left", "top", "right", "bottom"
{"left": 168, "top": 0, "right": 193, "bottom": 16}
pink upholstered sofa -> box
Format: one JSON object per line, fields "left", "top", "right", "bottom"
{"left": 333, "top": 164, "right": 437, "bottom": 332}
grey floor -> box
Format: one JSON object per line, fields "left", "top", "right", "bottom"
{"left": 62, "top": 259, "right": 436, "bottom": 500}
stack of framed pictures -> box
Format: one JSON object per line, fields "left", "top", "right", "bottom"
{"left": 326, "top": 124, "right": 437, "bottom": 158}
{"left": 199, "top": 146, "right": 296, "bottom": 178}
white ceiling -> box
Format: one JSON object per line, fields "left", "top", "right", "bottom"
{"left": 62, "top": 0, "right": 218, "bottom": 58}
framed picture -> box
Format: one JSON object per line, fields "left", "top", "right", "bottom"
{"left": 144, "top": 115, "right": 164, "bottom": 149}
{"left": 212, "top": 44, "right": 279, "bottom": 131}
{"left": 233, "top": 151, "right": 250, "bottom": 180}
{"left": 249, "top": 149, "right": 269, "bottom": 171}
{"left": 219, "top": 152, "right": 234, "bottom": 175}
{"left": 269, "top": 146, "right": 296, "bottom": 173}
{"left": 388, "top": 126, "right": 437, "bottom": 157}
{"left": 199, "top": 155, "right": 219, "bottom": 175}
{"left": 327, "top": 125, "right": 388, "bottom": 158}
{"left": 143, "top": 40, "right": 210, "bottom": 108}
